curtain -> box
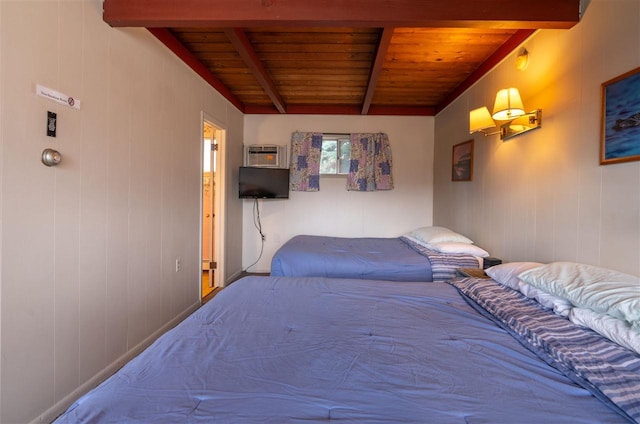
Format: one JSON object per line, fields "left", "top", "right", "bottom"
{"left": 290, "top": 131, "right": 323, "bottom": 191}
{"left": 347, "top": 132, "right": 394, "bottom": 191}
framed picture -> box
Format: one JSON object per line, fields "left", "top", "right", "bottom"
{"left": 600, "top": 66, "right": 640, "bottom": 165}
{"left": 452, "top": 139, "right": 474, "bottom": 181}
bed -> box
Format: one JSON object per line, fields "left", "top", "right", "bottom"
{"left": 270, "top": 231, "right": 488, "bottom": 282}
{"left": 54, "top": 264, "right": 640, "bottom": 423}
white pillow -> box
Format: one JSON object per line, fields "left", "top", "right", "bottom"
{"left": 517, "top": 280, "right": 573, "bottom": 317}
{"left": 569, "top": 307, "right": 640, "bottom": 355}
{"left": 426, "top": 242, "right": 489, "bottom": 257}
{"left": 405, "top": 226, "right": 473, "bottom": 245}
{"left": 519, "top": 262, "right": 640, "bottom": 330}
{"left": 402, "top": 234, "right": 431, "bottom": 249}
{"left": 485, "top": 262, "right": 543, "bottom": 291}
{"left": 484, "top": 262, "right": 572, "bottom": 316}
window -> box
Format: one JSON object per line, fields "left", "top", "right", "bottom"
{"left": 320, "top": 134, "right": 351, "bottom": 175}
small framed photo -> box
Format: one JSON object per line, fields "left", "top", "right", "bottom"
{"left": 600, "top": 66, "right": 640, "bottom": 165}
{"left": 452, "top": 139, "right": 474, "bottom": 181}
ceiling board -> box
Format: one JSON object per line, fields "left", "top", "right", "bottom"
{"left": 110, "top": 1, "right": 581, "bottom": 115}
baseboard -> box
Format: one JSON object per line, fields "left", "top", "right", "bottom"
{"left": 31, "top": 301, "right": 201, "bottom": 424}
{"left": 225, "top": 269, "right": 244, "bottom": 286}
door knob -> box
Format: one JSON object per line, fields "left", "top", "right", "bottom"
{"left": 42, "top": 148, "right": 62, "bottom": 166}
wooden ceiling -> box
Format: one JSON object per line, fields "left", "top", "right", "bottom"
{"left": 103, "top": 0, "right": 581, "bottom": 116}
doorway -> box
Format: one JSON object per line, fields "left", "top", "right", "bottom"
{"left": 201, "top": 116, "right": 225, "bottom": 299}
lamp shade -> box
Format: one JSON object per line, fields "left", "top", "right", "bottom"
{"left": 469, "top": 106, "right": 495, "bottom": 133}
{"left": 492, "top": 88, "right": 525, "bottom": 121}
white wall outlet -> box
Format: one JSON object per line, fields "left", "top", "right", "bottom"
{"left": 175, "top": 258, "right": 182, "bottom": 272}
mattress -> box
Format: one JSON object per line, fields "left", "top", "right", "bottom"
{"left": 54, "top": 276, "right": 636, "bottom": 423}
{"left": 270, "top": 235, "right": 479, "bottom": 281}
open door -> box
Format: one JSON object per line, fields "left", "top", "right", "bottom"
{"left": 202, "top": 118, "right": 225, "bottom": 299}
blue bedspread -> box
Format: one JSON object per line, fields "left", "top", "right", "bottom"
{"left": 55, "top": 276, "right": 632, "bottom": 423}
{"left": 270, "top": 235, "right": 434, "bottom": 281}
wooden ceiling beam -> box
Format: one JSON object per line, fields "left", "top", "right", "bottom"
{"left": 245, "top": 104, "right": 435, "bottom": 116}
{"left": 436, "top": 29, "right": 535, "bottom": 113}
{"left": 104, "top": 0, "right": 581, "bottom": 29}
{"left": 361, "top": 28, "right": 394, "bottom": 115}
{"left": 223, "top": 28, "right": 287, "bottom": 114}
{"left": 147, "top": 28, "right": 245, "bottom": 112}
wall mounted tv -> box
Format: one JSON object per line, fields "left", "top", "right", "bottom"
{"left": 239, "top": 166, "right": 290, "bottom": 199}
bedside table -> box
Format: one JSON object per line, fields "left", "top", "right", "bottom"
{"left": 456, "top": 268, "right": 490, "bottom": 278}
{"left": 482, "top": 257, "right": 502, "bottom": 269}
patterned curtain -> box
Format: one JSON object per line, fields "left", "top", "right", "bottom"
{"left": 347, "top": 132, "right": 394, "bottom": 191}
{"left": 290, "top": 131, "right": 323, "bottom": 191}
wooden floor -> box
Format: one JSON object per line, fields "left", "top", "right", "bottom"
{"left": 201, "top": 271, "right": 269, "bottom": 304}
{"left": 202, "top": 287, "right": 222, "bottom": 304}
{"left": 201, "top": 271, "right": 215, "bottom": 298}
{"left": 201, "top": 271, "right": 219, "bottom": 304}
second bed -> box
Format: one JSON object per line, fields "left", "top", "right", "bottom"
{"left": 270, "top": 234, "right": 484, "bottom": 282}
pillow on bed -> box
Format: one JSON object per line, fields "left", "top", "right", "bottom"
{"left": 485, "top": 262, "right": 543, "bottom": 290}
{"left": 519, "top": 262, "right": 640, "bottom": 329}
{"left": 406, "top": 226, "right": 473, "bottom": 245}
{"left": 517, "top": 280, "right": 573, "bottom": 317}
{"left": 569, "top": 307, "right": 640, "bottom": 355}
{"left": 426, "top": 242, "right": 489, "bottom": 257}
{"left": 485, "top": 262, "right": 572, "bottom": 316}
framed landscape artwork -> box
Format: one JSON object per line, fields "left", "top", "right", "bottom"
{"left": 601, "top": 66, "right": 640, "bottom": 165}
{"left": 452, "top": 139, "right": 474, "bottom": 181}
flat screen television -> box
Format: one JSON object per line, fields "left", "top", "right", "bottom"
{"left": 239, "top": 166, "right": 290, "bottom": 199}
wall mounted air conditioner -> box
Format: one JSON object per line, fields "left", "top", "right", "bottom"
{"left": 244, "top": 145, "right": 287, "bottom": 168}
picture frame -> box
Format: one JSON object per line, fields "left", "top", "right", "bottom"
{"left": 452, "top": 139, "right": 474, "bottom": 181}
{"left": 600, "top": 66, "right": 640, "bottom": 165}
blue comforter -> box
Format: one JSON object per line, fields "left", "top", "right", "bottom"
{"left": 270, "top": 235, "right": 434, "bottom": 281}
{"left": 55, "top": 277, "right": 633, "bottom": 423}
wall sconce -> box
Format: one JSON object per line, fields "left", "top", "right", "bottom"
{"left": 469, "top": 88, "right": 542, "bottom": 141}
{"left": 515, "top": 48, "right": 529, "bottom": 71}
